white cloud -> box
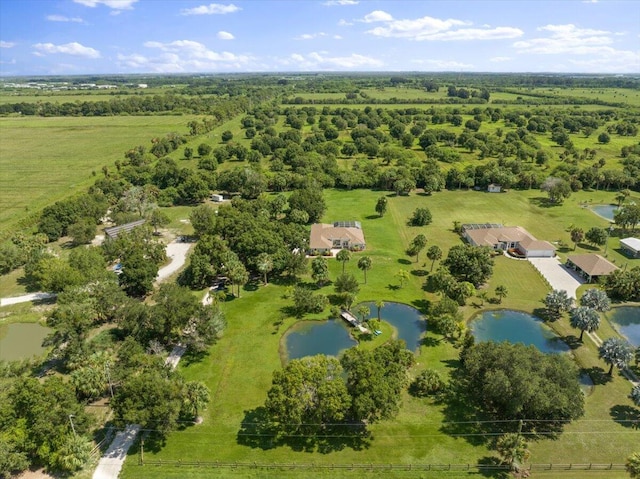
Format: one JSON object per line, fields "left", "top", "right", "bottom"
{"left": 73, "top": 0, "right": 137, "bottom": 9}
{"left": 32, "top": 42, "right": 101, "bottom": 58}
{"left": 296, "top": 32, "right": 327, "bottom": 40}
{"left": 119, "top": 39, "right": 251, "bottom": 72}
{"left": 323, "top": 0, "right": 358, "bottom": 5}
{"left": 490, "top": 56, "right": 512, "bottom": 62}
{"left": 365, "top": 13, "right": 522, "bottom": 41}
{"left": 217, "top": 31, "right": 235, "bottom": 40}
{"left": 334, "top": 35, "right": 343, "bottom": 40}
{"left": 411, "top": 59, "right": 473, "bottom": 69}
{"left": 181, "top": 3, "right": 240, "bottom": 15}
{"left": 286, "top": 51, "right": 383, "bottom": 70}
{"left": 46, "top": 14, "right": 84, "bottom": 23}
{"left": 0, "top": 41, "right": 16, "bottom": 48}
{"left": 514, "top": 24, "right": 613, "bottom": 54}
{"left": 362, "top": 10, "right": 393, "bottom": 23}
{"left": 338, "top": 19, "right": 353, "bottom": 26}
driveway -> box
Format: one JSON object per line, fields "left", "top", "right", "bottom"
{"left": 528, "top": 257, "right": 584, "bottom": 299}
{"left": 0, "top": 292, "right": 56, "bottom": 307}
{"left": 156, "top": 241, "right": 193, "bottom": 283}
{"left": 92, "top": 425, "right": 140, "bottom": 479}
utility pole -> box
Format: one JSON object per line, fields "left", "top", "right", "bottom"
{"left": 68, "top": 414, "right": 77, "bottom": 437}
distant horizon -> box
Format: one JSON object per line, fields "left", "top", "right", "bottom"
{"left": 1, "top": 1, "right": 638, "bottom": 76}
{"left": 1, "top": 70, "right": 639, "bottom": 80}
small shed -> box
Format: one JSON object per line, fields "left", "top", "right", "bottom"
{"left": 487, "top": 184, "right": 502, "bottom": 193}
{"left": 620, "top": 237, "right": 640, "bottom": 258}
{"left": 211, "top": 194, "right": 224, "bottom": 202}
{"left": 566, "top": 254, "right": 618, "bottom": 283}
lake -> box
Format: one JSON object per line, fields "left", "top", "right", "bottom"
{"left": 607, "top": 306, "right": 640, "bottom": 347}
{"left": 471, "top": 310, "right": 570, "bottom": 354}
{"left": 284, "top": 318, "right": 357, "bottom": 361}
{"left": 360, "top": 301, "right": 425, "bottom": 351}
{"left": 590, "top": 204, "right": 618, "bottom": 221}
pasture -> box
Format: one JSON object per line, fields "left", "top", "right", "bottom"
{"left": 0, "top": 115, "right": 198, "bottom": 235}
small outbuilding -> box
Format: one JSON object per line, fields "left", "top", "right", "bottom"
{"left": 487, "top": 184, "right": 502, "bottom": 193}
{"left": 566, "top": 254, "right": 618, "bottom": 283}
{"left": 620, "top": 237, "right": 640, "bottom": 258}
{"left": 211, "top": 194, "right": 224, "bottom": 202}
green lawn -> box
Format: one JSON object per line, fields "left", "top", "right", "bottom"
{"left": 120, "top": 188, "right": 639, "bottom": 479}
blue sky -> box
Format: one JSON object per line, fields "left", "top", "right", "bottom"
{"left": 0, "top": 0, "right": 638, "bottom": 75}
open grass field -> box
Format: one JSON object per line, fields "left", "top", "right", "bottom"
{"left": 0, "top": 114, "right": 200, "bottom": 234}
{"left": 120, "top": 188, "right": 639, "bottom": 479}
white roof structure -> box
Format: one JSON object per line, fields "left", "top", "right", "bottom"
{"left": 620, "top": 237, "right": 640, "bottom": 253}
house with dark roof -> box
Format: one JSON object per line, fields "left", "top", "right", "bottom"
{"left": 309, "top": 221, "right": 365, "bottom": 254}
{"left": 462, "top": 224, "right": 555, "bottom": 258}
{"left": 565, "top": 254, "right": 618, "bottom": 283}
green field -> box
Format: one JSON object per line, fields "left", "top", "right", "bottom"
{"left": 0, "top": 115, "right": 199, "bottom": 234}
{"left": 119, "top": 188, "right": 639, "bottom": 479}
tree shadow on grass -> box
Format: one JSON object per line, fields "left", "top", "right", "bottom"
{"left": 411, "top": 299, "right": 430, "bottom": 314}
{"left": 180, "top": 348, "right": 210, "bottom": 366}
{"left": 237, "top": 407, "right": 372, "bottom": 453}
{"left": 609, "top": 404, "right": 640, "bottom": 429}
{"left": 582, "top": 366, "right": 612, "bottom": 385}
{"left": 387, "top": 284, "right": 400, "bottom": 291}
{"left": 365, "top": 214, "right": 381, "bottom": 220}
{"left": 477, "top": 456, "right": 510, "bottom": 478}
{"left": 528, "top": 196, "right": 557, "bottom": 208}
{"left": 410, "top": 268, "right": 428, "bottom": 277}
{"left": 397, "top": 258, "right": 412, "bottom": 265}
{"left": 562, "top": 334, "right": 583, "bottom": 350}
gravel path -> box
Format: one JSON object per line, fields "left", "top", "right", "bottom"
{"left": 0, "top": 292, "right": 56, "bottom": 307}
{"left": 156, "top": 241, "right": 193, "bottom": 282}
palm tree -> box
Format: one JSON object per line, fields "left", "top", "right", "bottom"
{"left": 357, "top": 256, "right": 372, "bottom": 284}
{"left": 627, "top": 452, "right": 640, "bottom": 479}
{"left": 396, "top": 269, "right": 409, "bottom": 288}
{"left": 569, "top": 306, "right": 601, "bottom": 341}
{"left": 598, "top": 337, "right": 634, "bottom": 375}
{"left": 336, "top": 248, "right": 351, "bottom": 273}
{"left": 426, "top": 245, "right": 442, "bottom": 272}
{"left": 477, "top": 291, "right": 489, "bottom": 306}
{"left": 495, "top": 285, "right": 508, "bottom": 304}
{"left": 183, "top": 381, "right": 210, "bottom": 422}
{"left": 544, "top": 289, "right": 574, "bottom": 321}
{"left": 570, "top": 227, "right": 584, "bottom": 250}
{"left": 409, "top": 234, "right": 427, "bottom": 263}
{"left": 256, "top": 252, "right": 273, "bottom": 285}
{"left": 356, "top": 305, "right": 370, "bottom": 323}
{"left": 630, "top": 385, "right": 640, "bottom": 407}
{"left": 55, "top": 434, "right": 92, "bottom": 474}
{"left": 375, "top": 299, "right": 385, "bottom": 321}
{"left": 579, "top": 288, "right": 611, "bottom": 312}
{"left": 495, "top": 433, "right": 530, "bottom": 473}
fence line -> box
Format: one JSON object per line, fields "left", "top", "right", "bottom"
{"left": 139, "top": 459, "right": 627, "bottom": 472}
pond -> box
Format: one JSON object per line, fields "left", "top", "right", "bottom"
{"left": 360, "top": 302, "right": 425, "bottom": 351}
{"left": 607, "top": 306, "right": 640, "bottom": 347}
{"left": 471, "top": 310, "right": 570, "bottom": 354}
{"left": 590, "top": 204, "right": 618, "bottom": 221}
{"left": 285, "top": 318, "right": 357, "bottom": 361}
{"left": 0, "top": 322, "right": 50, "bottom": 361}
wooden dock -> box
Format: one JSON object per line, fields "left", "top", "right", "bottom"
{"left": 340, "top": 310, "right": 371, "bottom": 334}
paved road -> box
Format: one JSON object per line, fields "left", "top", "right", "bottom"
{"left": 0, "top": 292, "right": 56, "bottom": 307}
{"left": 528, "top": 257, "right": 584, "bottom": 299}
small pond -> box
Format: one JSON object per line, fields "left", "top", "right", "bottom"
{"left": 0, "top": 323, "right": 50, "bottom": 361}
{"left": 285, "top": 318, "right": 357, "bottom": 361}
{"left": 471, "top": 310, "right": 570, "bottom": 354}
{"left": 607, "top": 307, "right": 640, "bottom": 347}
{"left": 360, "top": 302, "right": 425, "bottom": 351}
{"left": 590, "top": 204, "right": 618, "bottom": 221}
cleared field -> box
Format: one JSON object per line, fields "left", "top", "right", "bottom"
{"left": 120, "top": 188, "right": 638, "bottom": 479}
{"left": 0, "top": 115, "right": 198, "bottom": 233}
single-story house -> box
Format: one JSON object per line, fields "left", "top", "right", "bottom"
{"left": 211, "top": 193, "right": 224, "bottom": 202}
{"left": 566, "top": 254, "right": 618, "bottom": 283}
{"left": 620, "top": 237, "right": 640, "bottom": 258}
{"left": 309, "top": 221, "right": 365, "bottom": 253}
{"left": 462, "top": 224, "right": 555, "bottom": 258}
{"left": 487, "top": 184, "right": 502, "bottom": 193}
{"left": 104, "top": 219, "right": 146, "bottom": 240}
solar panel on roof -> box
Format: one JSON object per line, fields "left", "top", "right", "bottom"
{"left": 333, "top": 221, "right": 361, "bottom": 229}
